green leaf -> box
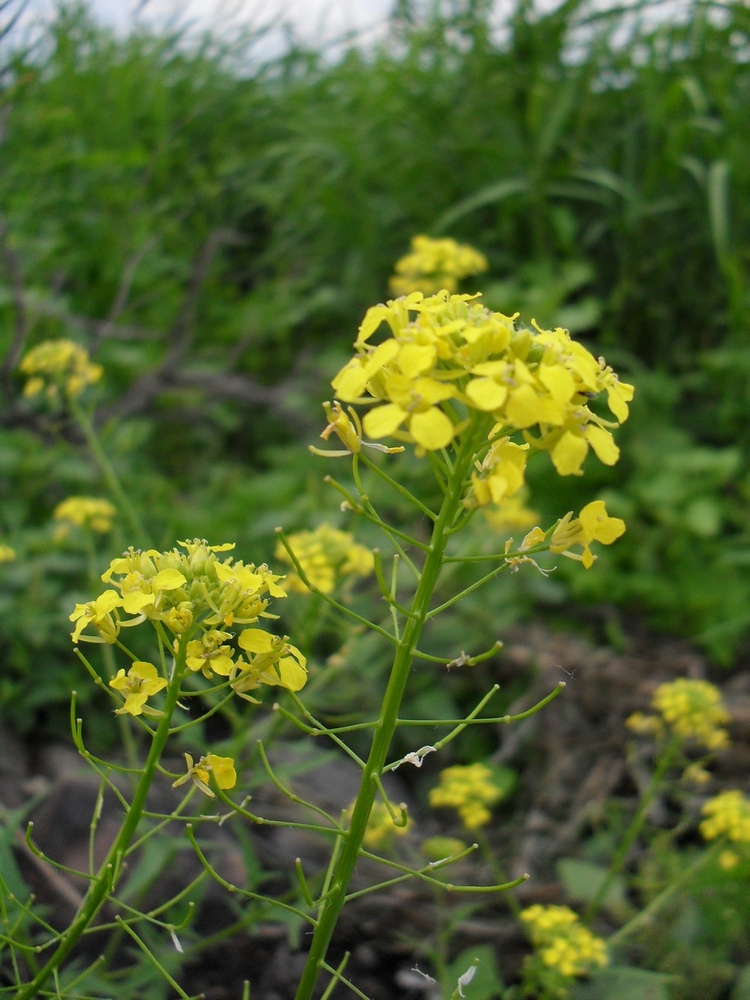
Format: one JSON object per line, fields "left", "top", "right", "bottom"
{"left": 573, "top": 966, "right": 675, "bottom": 1000}
{"left": 557, "top": 858, "right": 627, "bottom": 914}
{"left": 446, "top": 945, "right": 504, "bottom": 1000}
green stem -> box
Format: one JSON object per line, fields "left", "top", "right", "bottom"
{"left": 293, "top": 426, "right": 483, "bottom": 1000}
{"left": 71, "top": 398, "right": 150, "bottom": 545}
{"left": 608, "top": 840, "right": 722, "bottom": 948}
{"left": 584, "top": 736, "right": 681, "bottom": 924}
{"left": 15, "top": 638, "right": 190, "bottom": 999}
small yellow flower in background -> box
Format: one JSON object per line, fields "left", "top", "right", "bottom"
{"left": 652, "top": 678, "right": 730, "bottom": 751}
{"left": 275, "top": 524, "right": 374, "bottom": 595}
{"left": 429, "top": 762, "right": 505, "bottom": 830}
{"left": 389, "top": 235, "right": 488, "bottom": 296}
{"left": 0, "top": 544, "right": 16, "bottom": 563}
{"left": 172, "top": 752, "right": 237, "bottom": 798}
{"left": 719, "top": 850, "right": 740, "bottom": 870}
{"left": 53, "top": 496, "right": 116, "bottom": 539}
{"left": 109, "top": 661, "right": 167, "bottom": 716}
{"left": 700, "top": 790, "right": 750, "bottom": 844}
{"left": 19, "top": 339, "right": 103, "bottom": 401}
{"left": 349, "top": 799, "right": 411, "bottom": 850}
{"left": 481, "top": 495, "right": 539, "bottom": 532}
{"left": 521, "top": 904, "right": 608, "bottom": 979}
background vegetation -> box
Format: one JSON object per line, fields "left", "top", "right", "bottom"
{"left": 1, "top": 0, "right": 749, "bottom": 737}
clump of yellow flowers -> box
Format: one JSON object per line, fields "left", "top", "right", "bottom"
{"left": 70, "top": 539, "right": 307, "bottom": 716}
{"left": 521, "top": 904, "right": 608, "bottom": 979}
{"left": 53, "top": 496, "right": 117, "bottom": 537}
{"left": 627, "top": 678, "right": 730, "bottom": 751}
{"left": 330, "top": 289, "right": 633, "bottom": 476}
{"left": 429, "top": 762, "right": 505, "bottom": 830}
{"left": 20, "top": 339, "right": 103, "bottom": 401}
{"left": 700, "top": 790, "right": 750, "bottom": 844}
{"left": 275, "top": 523, "right": 374, "bottom": 594}
{"left": 389, "top": 235, "right": 488, "bottom": 296}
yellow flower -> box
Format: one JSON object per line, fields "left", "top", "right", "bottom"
{"left": 232, "top": 628, "right": 308, "bottom": 697}
{"left": 521, "top": 905, "right": 608, "bottom": 979}
{"left": 20, "top": 339, "right": 103, "bottom": 401}
{"left": 0, "top": 544, "right": 16, "bottom": 563}
{"left": 652, "top": 678, "right": 730, "bottom": 750}
{"left": 172, "top": 752, "right": 237, "bottom": 798}
{"left": 549, "top": 500, "right": 625, "bottom": 569}
{"left": 429, "top": 763, "right": 505, "bottom": 830}
{"left": 469, "top": 436, "right": 529, "bottom": 507}
{"left": 53, "top": 496, "right": 116, "bottom": 537}
{"left": 184, "top": 629, "right": 237, "bottom": 679}
{"left": 70, "top": 589, "right": 127, "bottom": 643}
{"left": 700, "top": 790, "right": 750, "bottom": 844}
{"left": 109, "top": 661, "right": 166, "bottom": 716}
{"left": 389, "top": 235, "right": 488, "bottom": 296}
{"left": 275, "top": 524, "right": 374, "bottom": 594}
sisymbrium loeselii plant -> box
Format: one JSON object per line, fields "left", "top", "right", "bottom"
{"left": 6, "top": 248, "right": 637, "bottom": 998}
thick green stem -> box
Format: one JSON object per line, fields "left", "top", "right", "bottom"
{"left": 16, "top": 640, "right": 189, "bottom": 999}
{"left": 294, "top": 430, "right": 482, "bottom": 1000}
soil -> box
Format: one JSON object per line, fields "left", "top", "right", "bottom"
{"left": 5, "top": 612, "right": 750, "bottom": 999}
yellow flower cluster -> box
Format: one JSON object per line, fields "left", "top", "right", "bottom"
{"left": 275, "top": 524, "right": 374, "bottom": 594}
{"left": 330, "top": 291, "right": 634, "bottom": 471}
{"left": 700, "top": 790, "right": 750, "bottom": 844}
{"left": 352, "top": 800, "right": 411, "bottom": 850}
{"left": 53, "top": 496, "right": 116, "bottom": 537}
{"left": 521, "top": 905, "right": 608, "bottom": 978}
{"left": 0, "top": 544, "right": 16, "bottom": 563}
{"left": 628, "top": 678, "right": 730, "bottom": 751}
{"left": 20, "top": 339, "right": 103, "bottom": 401}
{"left": 70, "top": 539, "right": 306, "bottom": 715}
{"left": 389, "top": 235, "right": 488, "bottom": 296}
{"left": 429, "top": 762, "right": 504, "bottom": 830}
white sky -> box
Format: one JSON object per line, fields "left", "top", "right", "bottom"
{"left": 10, "top": 0, "right": 699, "bottom": 60}
{"left": 15, "top": 0, "right": 399, "bottom": 52}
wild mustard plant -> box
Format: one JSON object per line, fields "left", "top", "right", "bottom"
{"left": 520, "top": 904, "right": 608, "bottom": 994}
{"left": 52, "top": 496, "right": 117, "bottom": 538}
{"left": 274, "top": 523, "right": 375, "bottom": 594}
{"left": 9, "top": 268, "right": 635, "bottom": 997}
{"left": 429, "top": 763, "right": 505, "bottom": 830}
{"left": 11, "top": 538, "right": 306, "bottom": 1000}
{"left": 19, "top": 337, "right": 103, "bottom": 402}
{"left": 389, "top": 235, "right": 489, "bottom": 295}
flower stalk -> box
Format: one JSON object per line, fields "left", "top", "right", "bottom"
{"left": 294, "top": 421, "right": 485, "bottom": 1000}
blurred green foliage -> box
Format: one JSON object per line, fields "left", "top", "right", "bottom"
{"left": 1, "top": 0, "right": 750, "bottom": 740}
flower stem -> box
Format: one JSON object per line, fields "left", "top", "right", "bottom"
{"left": 71, "top": 398, "right": 150, "bottom": 545}
{"left": 584, "top": 736, "right": 680, "bottom": 924}
{"left": 293, "top": 427, "right": 483, "bottom": 1000}
{"left": 16, "top": 639, "right": 189, "bottom": 999}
